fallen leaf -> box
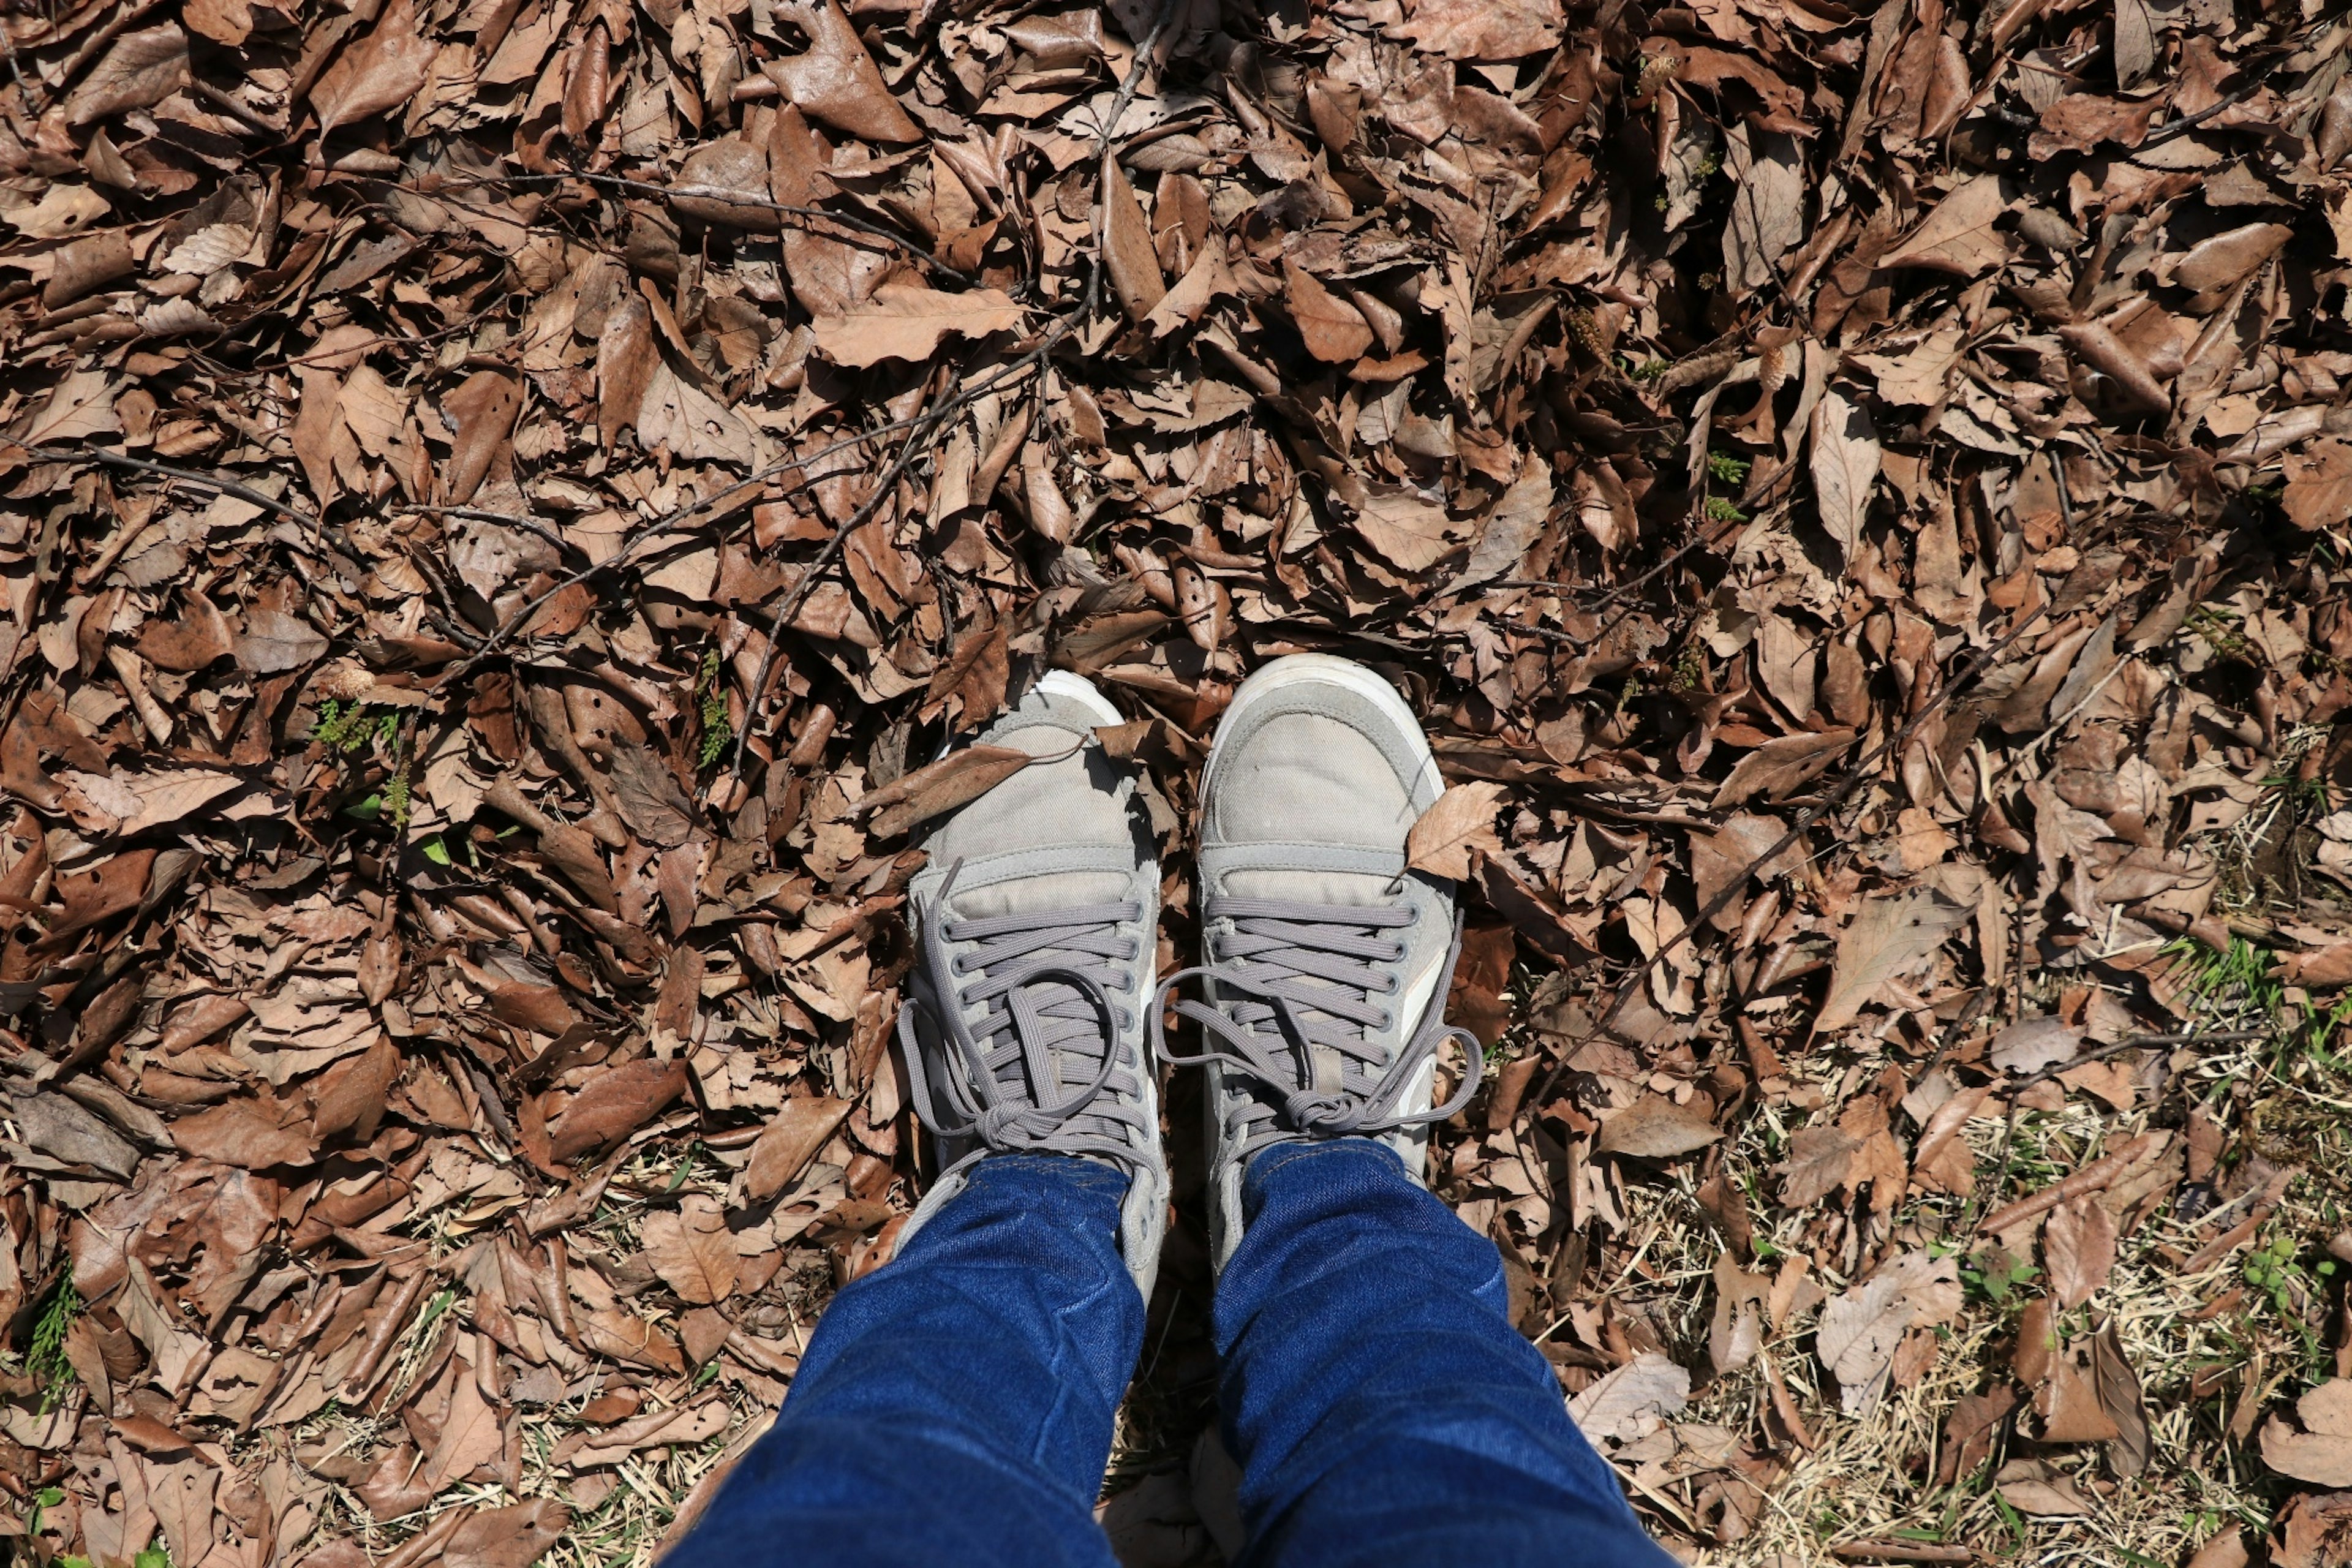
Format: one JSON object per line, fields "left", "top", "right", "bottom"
{"left": 311, "top": 0, "right": 437, "bottom": 134}
{"left": 440, "top": 370, "right": 522, "bottom": 506}
{"left": 745, "top": 1094, "right": 855, "bottom": 1200}
{"left": 1713, "top": 728, "right": 1856, "bottom": 809}
{"left": 443, "top": 1500, "right": 570, "bottom": 1568}
{"left": 1817, "top": 1250, "right": 1961, "bottom": 1414}
{"left": 1390, "top": 0, "right": 1563, "bottom": 58}
{"left": 763, "top": 0, "right": 921, "bottom": 142}
{"left": 2045, "top": 1192, "right": 2117, "bottom": 1307}
{"left": 810, "top": 284, "right": 1027, "bottom": 368}
{"left": 1885, "top": 175, "right": 2013, "bottom": 276}
{"left": 1284, "top": 261, "right": 1374, "bottom": 363}
{"left": 1810, "top": 385, "right": 1881, "bottom": 556}
{"left": 1812, "top": 886, "right": 1970, "bottom": 1036}
{"left": 235, "top": 609, "right": 328, "bottom": 675}
{"left": 1597, "top": 1095, "right": 1725, "bottom": 1159}
{"left": 2263, "top": 1379, "right": 2352, "bottom": 1487}
{"left": 1405, "top": 782, "right": 1506, "bottom": 880}
{"left": 549, "top": 1058, "right": 690, "bottom": 1162}
{"left": 1568, "top": 1352, "right": 1691, "bottom": 1444}
{"left": 864, "top": 744, "right": 1033, "bottom": 838}
{"left": 422, "top": 1361, "right": 505, "bottom": 1488}
{"left": 641, "top": 1194, "right": 739, "bottom": 1305}
{"left": 1104, "top": 161, "right": 1165, "bottom": 322}
{"left": 64, "top": 24, "right": 190, "bottom": 124}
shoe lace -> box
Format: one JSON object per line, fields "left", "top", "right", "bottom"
{"left": 898, "top": 864, "right": 1153, "bottom": 1183}
{"left": 1150, "top": 896, "right": 1483, "bottom": 1161}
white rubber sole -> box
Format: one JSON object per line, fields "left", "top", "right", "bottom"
{"left": 1035, "top": 669, "right": 1126, "bottom": 729}
{"left": 1204, "top": 653, "right": 1442, "bottom": 802}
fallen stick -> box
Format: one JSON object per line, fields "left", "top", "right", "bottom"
{"left": 1831, "top": 1542, "right": 1974, "bottom": 1564}
{"left": 1974, "top": 1148, "right": 2132, "bottom": 1234}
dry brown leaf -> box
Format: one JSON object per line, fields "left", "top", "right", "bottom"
{"left": 2044, "top": 1192, "right": 2117, "bottom": 1308}
{"left": 2282, "top": 441, "right": 2352, "bottom": 533}
{"left": 1284, "top": 262, "right": 1374, "bottom": 363}
{"left": 549, "top": 1058, "right": 690, "bottom": 1163}
{"left": 1597, "top": 1095, "right": 1725, "bottom": 1159}
{"left": 641, "top": 1194, "right": 739, "bottom": 1305}
{"left": 864, "top": 744, "right": 1033, "bottom": 839}
{"left": 1104, "top": 160, "right": 1166, "bottom": 323}
{"left": 1817, "top": 1250, "right": 1961, "bottom": 1414}
{"left": 443, "top": 1500, "right": 570, "bottom": 1568}
{"left": 64, "top": 24, "right": 190, "bottom": 125}
{"left": 1346, "top": 486, "right": 1464, "bottom": 573}
{"left": 1884, "top": 175, "right": 2013, "bottom": 276}
{"left": 311, "top": 0, "right": 437, "bottom": 134}
{"left": 421, "top": 1361, "right": 505, "bottom": 1489}
{"left": 1813, "top": 886, "right": 1970, "bottom": 1036}
{"left": 2264, "top": 1379, "right": 2352, "bottom": 1487}
{"left": 1809, "top": 385, "right": 1881, "bottom": 556}
{"left": 1567, "top": 1352, "right": 1691, "bottom": 1446}
{"left": 1405, "top": 782, "right": 1506, "bottom": 880}
{"left": 763, "top": 1, "right": 921, "bottom": 141}
{"left": 1390, "top": 0, "right": 1564, "bottom": 58}
{"left": 1713, "top": 728, "right": 1856, "bottom": 809}
{"left": 440, "top": 370, "right": 522, "bottom": 507}
{"left": 745, "top": 1094, "right": 854, "bottom": 1201}
{"left": 810, "top": 284, "right": 1026, "bottom": 368}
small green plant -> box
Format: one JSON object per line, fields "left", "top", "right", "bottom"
{"left": 1670, "top": 641, "right": 1707, "bottom": 693}
{"left": 1959, "top": 1250, "right": 2040, "bottom": 1308}
{"left": 1706, "top": 451, "right": 1751, "bottom": 486}
{"left": 2243, "top": 1226, "right": 2333, "bottom": 1379}
{"left": 311, "top": 699, "right": 400, "bottom": 754}
{"left": 2185, "top": 604, "right": 2252, "bottom": 660}
{"left": 135, "top": 1543, "right": 170, "bottom": 1568}
{"left": 1627, "top": 356, "right": 1670, "bottom": 382}
{"left": 696, "top": 647, "right": 733, "bottom": 768}
{"left": 1703, "top": 495, "right": 1747, "bottom": 524}
{"left": 26, "top": 1277, "right": 81, "bottom": 1412}
{"left": 313, "top": 700, "right": 413, "bottom": 827}
{"left": 2244, "top": 1229, "right": 2334, "bottom": 1314}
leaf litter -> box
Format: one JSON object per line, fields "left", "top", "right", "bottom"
{"left": 2, "top": 0, "right": 2352, "bottom": 1561}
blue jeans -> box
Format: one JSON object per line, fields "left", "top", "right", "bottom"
{"left": 671, "top": 1139, "right": 1671, "bottom": 1567}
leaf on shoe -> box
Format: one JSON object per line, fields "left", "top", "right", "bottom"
{"left": 1406, "top": 782, "right": 1506, "bottom": 880}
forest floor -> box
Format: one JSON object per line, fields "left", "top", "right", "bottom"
{"left": 3, "top": 0, "right": 2352, "bottom": 1562}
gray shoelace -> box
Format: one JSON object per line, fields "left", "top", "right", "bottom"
{"left": 1152, "top": 896, "right": 1483, "bottom": 1161}
{"left": 898, "top": 867, "right": 1154, "bottom": 1183}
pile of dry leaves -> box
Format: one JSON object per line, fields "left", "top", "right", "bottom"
{"left": 2, "top": 0, "right": 2351, "bottom": 1558}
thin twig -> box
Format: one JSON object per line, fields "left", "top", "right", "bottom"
{"left": 447, "top": 171, "right": 982, "bottom": 288}
{"left": 10, "top": 444, "right": 322, "bottom": 532}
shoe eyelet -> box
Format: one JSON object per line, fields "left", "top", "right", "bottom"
{"left": 1378, "top": 1012, "right": 1394, "bottom": 1031}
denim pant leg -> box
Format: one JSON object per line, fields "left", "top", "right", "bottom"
{"left": 1215, "top": 1139, "right": 1676, "bottom": 1568}
{"left": 668, "top": 1156, "right": 1144, "bottom": 1568}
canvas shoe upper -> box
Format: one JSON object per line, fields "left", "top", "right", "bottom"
{"left": 1153, "top": 654, "right": 1482, "bottom": 1272}
{"left": 894, "top": 671, "right": 1169, "bottom": 1297}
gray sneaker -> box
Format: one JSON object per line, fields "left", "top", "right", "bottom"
{"left": 1153, "top": 654, "right": 1483, "bottom": 1272}
{"left": 895, "top": 671, "right": 1169, "bottom": 1298}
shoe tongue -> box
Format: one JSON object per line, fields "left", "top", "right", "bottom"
{"left": 1222, "top": 869, "right": 1398, "bottom": 907}
{"left": 951, "top": 870, "right": 1132, "bottom": 920}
